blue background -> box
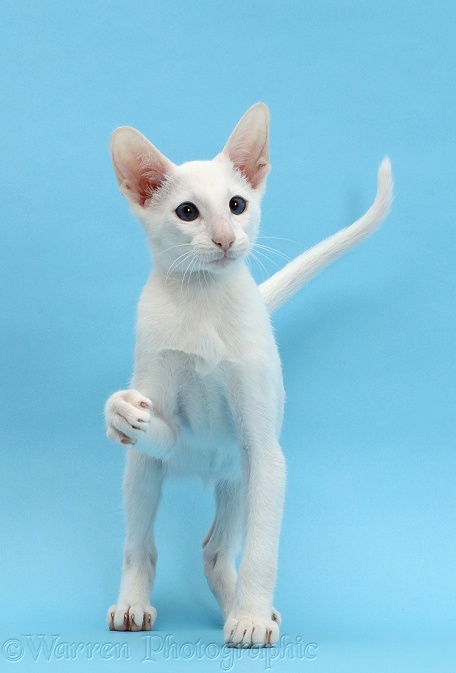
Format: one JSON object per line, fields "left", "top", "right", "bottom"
{"left": 1, "top": 1, "right": 455, "bottom": 671}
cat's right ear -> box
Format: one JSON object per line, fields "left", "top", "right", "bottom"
{"left": 222, "top": 103, "right": 271, "bottom": 190}
{"left": 110, "top": 127, "right": 174, "bottom": 207}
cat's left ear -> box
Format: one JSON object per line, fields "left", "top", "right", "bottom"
{"left": 222, "top": 103, "right": 270, "bottom": 189}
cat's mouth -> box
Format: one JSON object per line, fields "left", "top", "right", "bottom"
{"left": 209, "top": 252, "right": 242, "bottom": 269}
{"left": 211, "top": 256, "right": 232, "bottom": 268}
{"left": 203, "top": 247, "right": 248, "bottom": 270}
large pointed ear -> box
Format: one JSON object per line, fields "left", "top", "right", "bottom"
{"left": 110, "top": 127, "right": 174, "bottom": 207}
{"left": 222, "top": 103, "right": 270, "bottom": 189}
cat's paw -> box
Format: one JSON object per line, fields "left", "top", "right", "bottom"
{"left": 105, "top": 390, "right": 152, "bottom": 446}
{"left": 107, "top": 603, "right": 157, "bottom": 632}
{"left": 224, "top": 612, "right": 280, "bottom": 648}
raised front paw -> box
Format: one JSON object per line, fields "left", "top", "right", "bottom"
{"left": 105, "top": 389, "right": 152, "bottom": 446}
{"left": 107, "top": 603, "right": 157, "bottom": 632}
{"left": 224, "top": 611, "right": 280, "bottom": 648}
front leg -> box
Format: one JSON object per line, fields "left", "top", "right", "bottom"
{"left": 108, "top": 450, "right": 164, "bottom": 631}
{"left": 105, "top": 389, "right": 177, "bottom": 457}
{"left": 223, "top": 368, "right": 286, "bottom": 648}
{"left": 224, "top": 444, "right": 285, "bottom": 647}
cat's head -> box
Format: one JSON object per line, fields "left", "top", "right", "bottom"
{"left": 110, "top": 103, "right": 270, "bottom": 277}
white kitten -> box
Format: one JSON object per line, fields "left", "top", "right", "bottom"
{"left": 105, "top": 104, "right": 393, "bottom": 647}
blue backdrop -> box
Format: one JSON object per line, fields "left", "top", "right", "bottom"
{"left": 1, "top": 1, "right": 455, "bottom": 671}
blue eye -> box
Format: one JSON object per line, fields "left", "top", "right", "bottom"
{"left": 229, "top": 196, "right": 247, "bottom": 215}
{"left": 176, "top": 202, "right": 199, "bottom": 221}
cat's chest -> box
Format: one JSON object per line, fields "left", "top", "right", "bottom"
{"left": 163, "top": 321, "right": 229, "bottom": 375}
{"left": 158, "top": 311, "right": 269, "bottom": 374}
{"left": 137, "top": 276, "right": 273, "bottom": 374}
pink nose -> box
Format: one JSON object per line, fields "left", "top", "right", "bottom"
{"left": 212, "top": 234, "right": 235, "bottom": 253}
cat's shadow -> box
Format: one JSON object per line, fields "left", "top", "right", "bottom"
{"left": 154, "top": 592, "right": 222, "bottom": 631}
{"left": 153, "top": 477, "right": 225, "bottom": 630}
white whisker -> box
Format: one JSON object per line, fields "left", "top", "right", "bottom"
{"left": 180, "top": 253, "right": 197, "bottom": 295}
{"left": 256, "top": 236, "right": 296, "bottom": 244}
{"left": 254, "top": 244, "right": 290, "bottom": 262}
{"left": 203, "top": 264, "right": 210, "bottom": 289}
{"left": 249, "top": 250, "right": 269, "bottom": 280}
{"left": 187, "top": 255, "right": 198, "bottom": 291}
{"left": 251, "top": 247, "right": 281, "bottom": 271}
{"left": 158, "top": 242, "right": 192, "bottom": 257}
{"left": 197, "top": 258, "right": 204, "bottom": 292}
{"left": 166, "top": 250, "right": 195, "bottom": 283}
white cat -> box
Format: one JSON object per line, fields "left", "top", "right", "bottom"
{"left": 105, "top": 103, "right": 393, "bottom": 647}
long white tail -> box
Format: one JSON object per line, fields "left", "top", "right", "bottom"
{"left": 259, "top": 158, "right": 393, "bottom": 313}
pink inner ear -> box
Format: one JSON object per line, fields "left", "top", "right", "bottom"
{"left": 136, "top": 164, "right": 166, "bottom": 206}
{"left": 231, "top": 139, "right": 269, "bottom": 189}
{"left": 117, "top": 156, "right": 168, "bottom": 207}
{"left": 224, "top": 124, "right": 270, "bottom": 189}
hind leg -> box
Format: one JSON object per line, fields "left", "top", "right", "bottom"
{"left": 203, "top": 479, "right": 281, "bottom": 624}
{"left": 203, "top": 480, "right": 242, "bottom": 619}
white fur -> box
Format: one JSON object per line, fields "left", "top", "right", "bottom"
{"left": 105, "top": 103, "right": 393, "bottom": 647}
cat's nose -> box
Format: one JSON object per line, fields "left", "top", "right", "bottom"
{"left": 212, "top": 233, "right": 235, "bottom": 253}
